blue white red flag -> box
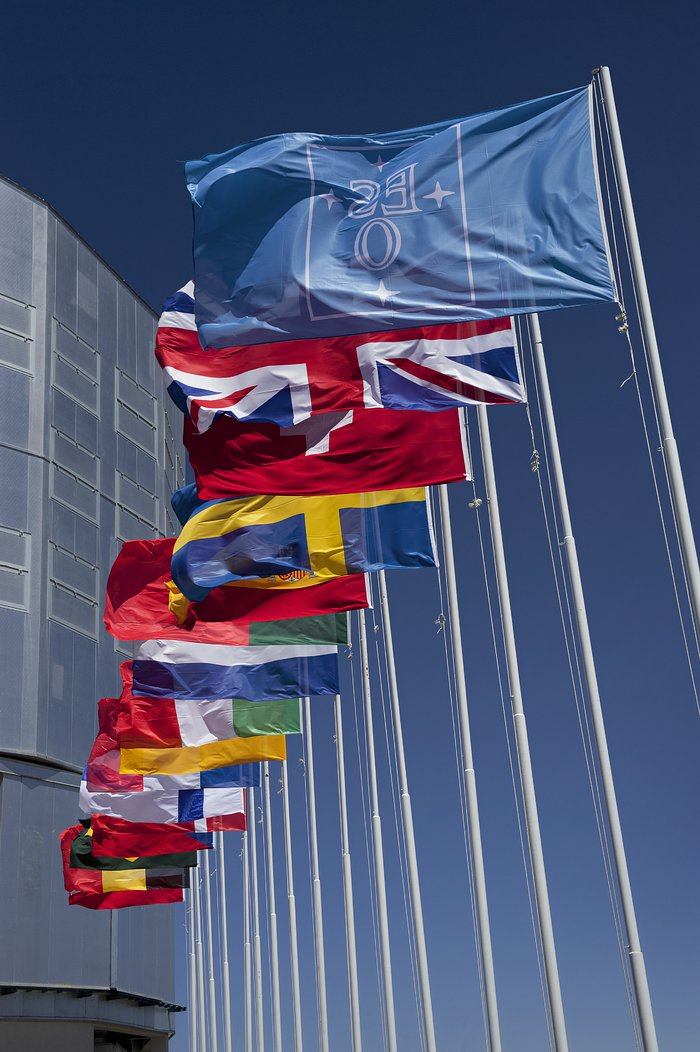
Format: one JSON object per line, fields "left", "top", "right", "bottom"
{"left": 104, "top": 537, "right": 369, "bottom": 644}
{"left": 156, "top": 285, "right": 523, "bottom": 429}
{"left": 131, "top": 638, "right": 340, "bottom": 702}
{"left": 80, "top": 778, "right": 250, "bottom": 825}
{"left": 185, "top": 85, "right": 614, "bottom": 349}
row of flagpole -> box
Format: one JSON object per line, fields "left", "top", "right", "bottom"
{"left": 185, "top": 307, "right": 666, "bottom": 1052}
{"left": 175, "top": 62, "right": 700, "bottom": 1052}
{"left": 184, "top": 459, "right": 570, "bottom": 1052}
{"left": 183, "top": 67, "right": 691, "bottom": 1045}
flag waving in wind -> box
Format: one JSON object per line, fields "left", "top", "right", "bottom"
{"left": 185, "top": 85, "right": 614, "bottom": 350}
{"left": 104, "top": 538, "right": 368, "bottom": 643}
{"left": 60, "top": 824, "right": 191, "bottom": 909}
{"left": 170, "top": 484, "right": 436, "bottom": 603}
{"left": 117, "top": 694, "right": 300, "bottom": 750}
{"left": 157, "top": 284, "right": 523, "bottom": 429}
{"left": 89, "top": 815, "right": 219, "bottom": 857}
{"left": 131, "top": 637, "right": 339, "bottom": 702}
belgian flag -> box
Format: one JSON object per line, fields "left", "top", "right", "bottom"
{"left": 59, "top": 823, "right": 193, "bottom": 910}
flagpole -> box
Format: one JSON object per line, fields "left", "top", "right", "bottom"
{"left": 243, "top": 830, "right": 254, "bottom": 1052}
{"left": 358, "top": 608, "right": 398, "bottom": 1052}
{"left": 194, "top": 868, "right": 208, "bottom": 1048}
{"left": 334, "top": 693, "right": 363, "bottom": 1052}
{"left": 377, "top": 569, "right": 437, "bottom": 1052}
{"left": 263, "top": 762, "right": 284, "bottom": 1052}
{"left": 530, "top": 311, "right": 659, "bottom": 1051}
{"left": 437, "top": 484, "right": 502, "bottom": 1052}
{"left": 281, "top": 759, "right": 304, "bottom": 1052}
{"left": 187, "top": 886, "right": 198, "bottom": 1052}
{"left": 477, "top": 405, "right": 569, "bottom": 1050}
{"left": 249, "top": 788, "right": 266, "bottom": 1051}
{"left": 598, "top": 65, "right": 700, "bottom": 644}
{"left": 217, "top": 831, "right": 234, "bottom": 1052}
{"left": 303, "top": 697, "right": 330, "bottom": 1052}
{"left": 203, "top": 846, "right": 220, "bottom": 1052}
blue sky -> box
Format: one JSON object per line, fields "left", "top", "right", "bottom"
{"left": 3, "top": 2, "right": 699, "bottom": 1048}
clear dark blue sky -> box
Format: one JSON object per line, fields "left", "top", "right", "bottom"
{"left": 3, "top": 3, "right": 699, "bottom": 1049}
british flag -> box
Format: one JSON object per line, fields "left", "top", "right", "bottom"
{"left": 156, "top": 285, "right": 524, "bottom": 432}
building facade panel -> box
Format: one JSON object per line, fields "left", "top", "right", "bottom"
{"left": 0, "top": 176, "right": 184, "bottom": 1038}
{"left": 0, "top": 766, "right": 111, "bottom": 988}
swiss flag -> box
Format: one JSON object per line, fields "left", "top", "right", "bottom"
{"left": 185, "top": 406, "right": 470, "bottom": 499}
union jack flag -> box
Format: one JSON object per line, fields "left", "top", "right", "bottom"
{"left": 155, "top": 285, "right": 524, "bottom": 432}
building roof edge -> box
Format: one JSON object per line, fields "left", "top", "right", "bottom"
{"left": 0, "top": 171, "right": 157, "bottom": 318}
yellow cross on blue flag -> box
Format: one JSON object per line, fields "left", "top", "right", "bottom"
{"left": 170, "top": 483, "right": 436, "bottom": 602}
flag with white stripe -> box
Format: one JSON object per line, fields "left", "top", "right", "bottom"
{"left": 131, "top": 638, "right": 339, "bottom": 701}
{"left": 156, "top": 285, "right": 523, "bottom": 431}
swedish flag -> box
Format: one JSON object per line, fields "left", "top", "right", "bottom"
{"left": 171, "top": 484, "right": 436, "bottom": 602}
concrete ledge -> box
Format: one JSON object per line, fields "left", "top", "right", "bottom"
{"left": 0, "top": 984, "right": 184, "bottom": 1039}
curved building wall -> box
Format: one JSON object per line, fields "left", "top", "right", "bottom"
{"left": 0, "top": 174, "right": 185, "bottom": 1034}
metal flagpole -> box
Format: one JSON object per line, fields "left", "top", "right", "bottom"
{"left": 477, "top": 405, "right": 569, "bottom": 1050}
{"left": 599, "top": 65, "right": 700, "bottom": 643}
{"left": 437, "top": 484, "right": 502, "bottom": 1052}
{"left": 203, "top": 847, "right": 220, "bottom": 1052}
{"left": 303, "top": 698, "right": 330, "bottom": 1052}
{"left": 376, "top": 569, "right": 437, "bottom": 1052}
{"left": 194, "top": 868, "right": 208, "bottom": 1049}
{"left": 530, "top": 311, "right": 659, "bottom": 1051}
{"left": 193, "top": 866, "right": 207, "bottom": 1047}
{"left": 243, "top": 831, "right": 254, "bottom": 1052}
{"left": 263, "top": 763, "right": 284, "bottom": 1052}
{"left": 187, "top": 887, "right": 198, "bottom": 1052}
{"left": 334, "top": 693, "right": 363, "bottom": 1052}
{"left": 217, "top": 832, "right": 234, "bottom": 1052}
{"left": 249, "top": 788, "right": 266, "bottom": 1051}
{"left": 358, "top": 608, "right": 398, "bottom": 1052}
{"left": 281, "top": 759, "right": 304, "bottom": 1052}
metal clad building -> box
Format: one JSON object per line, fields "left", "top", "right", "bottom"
{"left": 0, "top": 173, "right": 185, "bottom": 1051}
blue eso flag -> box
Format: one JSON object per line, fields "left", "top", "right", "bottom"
{"left": 186, "top": 85, "right": 615, "bottom": 350}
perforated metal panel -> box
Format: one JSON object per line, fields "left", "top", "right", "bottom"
{"left": 0, "top": 446, "right": 30, "bottom": 531}
{"left": 0, "top": 363, "right": 30, "bottom": 448}
{"left": 54, "top": 222, "right": 77, "bottom": 332}
{"left": 76, "top": 242, "right": 98, "bottom": 349}
{"left": 0, "top": 764, "right": 110, "bottom": 986}
{"left": 0, "top": 608, "right": 27, "bottom": 746}
{"left": 0, "top": 182, "right": 34, "bottom": 301}
{"left": 54, "top": 319, "right": 98, "bottom": 378}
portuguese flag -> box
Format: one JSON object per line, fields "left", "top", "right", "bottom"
{"left": 104, "top": 537, "right": 363, "bottom": 643}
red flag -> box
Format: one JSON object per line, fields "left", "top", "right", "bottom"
{"left": 185, "top": 407, "right": 469, "bottom": 499}
{"left": 114, "top": 664, "right": 182, "bottom": 749}
{"left": 104, "top": 538, "right": 369, "bottom": 642}
{"left": 59, "top": 824, "right": 187, "bottom": 910}
{"left": 90, "top": 813, "right": 245, "bottom": 857}
{"left": 90, "top": 814, "right": 246, "bottom": 858}
{"left": 90, "top": 815, "right": 208, "bottom": 856}
{"left": 85, "top": 697, "right": 143, "bottom": 792}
